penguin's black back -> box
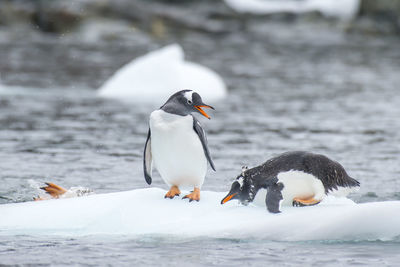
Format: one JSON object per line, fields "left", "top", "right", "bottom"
{"left": 246, "top": 151, "right": 359, "bottom": 193}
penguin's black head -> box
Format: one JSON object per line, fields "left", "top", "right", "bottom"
{"left": 161, "top": 89, "right": 214, "bottom": 119}
{"left": 221, "top": 166, "right": 252, "bottom": 205}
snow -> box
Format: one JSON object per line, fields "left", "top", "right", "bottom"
{"left": 1, "top": 188, "right": 399, "bottom": 241}
{"left": 224, "top": 0, "right": 360, "bottom": 20}
{"left": 98, "top": 44, "right": 227, "bottom": 102}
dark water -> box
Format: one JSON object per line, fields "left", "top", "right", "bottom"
{"left": 1, "top": 235, "right": 400, "bottom": 266}
{"left": 1, "top": 20, "right": 400, "bottom": 265}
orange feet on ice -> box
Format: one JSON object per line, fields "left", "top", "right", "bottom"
{"left": 182, "top": 188, "right": 200, "bottom": 202}
{"left": 164, "top": 185, "right": 181, "bottom": 199}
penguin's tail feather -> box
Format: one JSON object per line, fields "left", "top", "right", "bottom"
{"left": 346, "top": 176, "right": 360, "bottom": 188}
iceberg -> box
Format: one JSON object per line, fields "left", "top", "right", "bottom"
{"left": 224, "top": 0, "right": 360, "bottom": 20}
{"left": 98, "top": 44, "right": 227, "bottom": 102}
{"left": 1, "top": 188, "right": 399, "bottom": 241}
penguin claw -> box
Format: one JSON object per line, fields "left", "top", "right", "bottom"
{"left": 292, "top": 200, "right": 301, "bottom": 207}
{"left": 182, "top": 196, "right": 199, "bottom": 202}
{"left": 164, "top": 194, "right": 179, "bottom": 199}
{"left": 164, "top": 186, "right": 181, "bottom": 199}
{"left": 182, "top": 188, "right": 200, "bottom": 202}
{"left": 185, "top": 198, "right": 199, "bottom": 202}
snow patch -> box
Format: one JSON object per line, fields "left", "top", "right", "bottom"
{"left": 1, "top": 188, "right": 399, "bottom": 241}
{"left": 224, "top": 0, "right": 360, "bottom": 20}
{"left": 98, "top": 44, "right": 227, "bottom": 102}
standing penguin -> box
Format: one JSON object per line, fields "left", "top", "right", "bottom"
{"left": 143, "top": 90, "right": 216, "bottom": 201}
{"left": 221, "top": 151, "right": 360, "bottom": 213}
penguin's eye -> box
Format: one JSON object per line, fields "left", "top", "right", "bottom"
{"left": 187, "top": 99, "right": 193, "bottom": 105}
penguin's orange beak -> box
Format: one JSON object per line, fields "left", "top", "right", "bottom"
{"left": 221, "top": 193, "right": 237, "bottom": 204}
{"left": 221, "top": 181, "right": 241, "bottom": 204}
{"left": 195, "top": 105, "right": 214, "bottom": 119}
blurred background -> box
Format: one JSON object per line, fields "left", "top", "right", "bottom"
{"left": 1, "top": 0, "right": 399, "bottom": 88}
{"left": 0, "top": 0, "right": 399, "bottom": 204}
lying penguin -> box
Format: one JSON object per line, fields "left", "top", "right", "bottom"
{"left": 221, "top": 151, "right": 360, "bottom": 213}
{"left": 143, "top": 90, "right": 216, "bottom": 201}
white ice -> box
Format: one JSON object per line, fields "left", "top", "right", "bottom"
{"left": 224, "top": 0, "right": 360, "bottom": 20}
{"left": 97, "top": 44, "right": 227, "bottom": 102}
{"left": 1, "top": 188, "right": 399, "bottom": 241}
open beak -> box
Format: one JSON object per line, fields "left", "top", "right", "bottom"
{"left": 195, "top": 105, "right": 214, "bottom": 119}
{"left": 221, "top": 193, "right": 237, "bottom": 204}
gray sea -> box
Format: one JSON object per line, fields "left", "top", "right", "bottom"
{"left": 1, "top": 20, "right": 400, "bottom": 266}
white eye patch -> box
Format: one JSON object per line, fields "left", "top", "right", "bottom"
{"left": 241, "top": 166, "right": 248, "bottom": 176}
{"left": 183, "top": 90, "right": 193, "bottom": 102}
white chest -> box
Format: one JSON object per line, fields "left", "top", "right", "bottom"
{"left": 149, "top": 110, "right": 207, "bottom": 187}
{"left": 277, "top": 170, "right": 325, "bottom": 205}
{"left": 251, "top": 170, "right": 326, "bottom": 207}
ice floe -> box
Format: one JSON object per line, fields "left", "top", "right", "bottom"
{"left": 1, "top": 187, "right": 399, "bottom": 241}
{"left": 224, "top": 0, "right": 360, "bottom": 20}
{"left": 98, "top": 44, "right": 227, "bottom": 102}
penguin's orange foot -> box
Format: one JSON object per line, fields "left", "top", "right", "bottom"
{"left": 40, "top": 183, "right": 67, "bottom": 199}
{"left": 292, "top": 197, "right": 321, "bottom": 207}
{"left": 182, "top": 188, "right": 200, "bottom": 202}
{"left": 165, "top": 185, "right": 181, "bottom": 199}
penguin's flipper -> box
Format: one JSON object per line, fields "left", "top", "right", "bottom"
{"left": 265, "top": 182, "right": 284, "bottom": 213}
{"left": 193, "top": 117, "right": 216, "bottom": 171}
{"left": 143, "top": 129, "right": 153, "bottom": 185}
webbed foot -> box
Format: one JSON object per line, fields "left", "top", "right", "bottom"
{"left": 165, "top": 185, "right": 181, "bottom": 199}
{"left": 182, "top": 188, "right": 200, "bottom": 202}
{"left": 41, "top": 183, "right": 67, "bottom": 198}
{"left": 292, "top": 197, "right": 321, "bottom": 207}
